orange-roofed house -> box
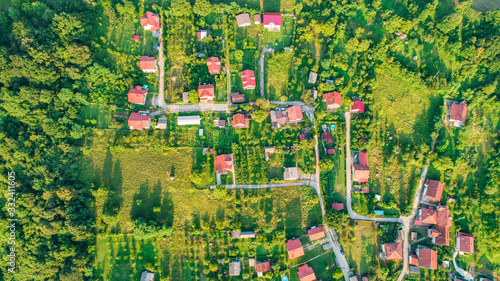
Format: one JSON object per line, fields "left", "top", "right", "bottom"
{"left": 323, "top": 92, "right": 342, "bottom": 110}
{"left": 255, "top": 260, "right": 271, "bottom": 277}
{"left": 128, "top": 86, "right": 148, "bottom": 105}
{"left": 297, "top": 264, "right": 316, "bottom": 281}
{"left": 241, "top": 70, "right": 256, "bottom": 90}
{"left": 140, "top": 11, "right": 160, "bottom": 32}
{"left": 381, "top": 242, "right": 403, "bottom": 260}
{"left": 448, "top": 101, "right": 467, "bottom": 128}
{"left": 128, "top": 112, "right": 151, "bottom": 130}
{"left": 198, "top": 84, "right": 214, "bottom": 103}
{"left": 140, "top": 56, "right": 158, "bottom": 73}
{"left": 285, "top": 239, "right": 305, "bottom": 259}
{"left": 263, "top": 13, "right": 281, "bottom": 32}
{"left": 207, "top": 57, "right": 221, "bottom": 75}
{"left": 232, "top": 113, "right": 250, "bottom": 129}
{"left": 287, "top": 106, "right": 303, "bottom": 123}
{"left": 422, "top": 179, "right": 444, "bottom": 203}
{"left": 456, "top": 232, "right": 474, "bottom": 255}
{"left": 353, "top": 151, "right": 369, "bottom": 183}
{"left": 308, "top": 227, "right": 325, "bottom": 241}
{"left": 417, "top": 247, "right": 438, "bottom": 270}
{"left": 418, "top": 208, "right": 438, "bottom": 224}
{"left": 351, "top": 100, "right": 365, "bottom": 113}
{"left": 214, "top": 154, "right": 233, "bottom": 175}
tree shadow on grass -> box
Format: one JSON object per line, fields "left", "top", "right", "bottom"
{"left": 131, "top": 180, "right": 174, "bottom": 226}
{"left": 103, "top": 158, "right": 123, "bottom": 219}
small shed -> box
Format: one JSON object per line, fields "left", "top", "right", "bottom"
{"left": 182, "top": 92, "right": 189, "bottom": 103}
{"left": 156, "top": 118, "right": 168, "bottom": 130}
{"left": 229, "top": 261, "right": 241, "bottom": 276}
{"left": 308, "top": 71, "right": 318, "bottom": 84}
{"left": 254, "top": 14, "right": 261, "bottom": 24}
{"left": 328, "top": 148, "right": 335, "bottom": 155}
{"left": 178, "top": 115, "right": 201, "bottom": 126}
{"left": 374, "top": 210, "right": 384, "bottom": 215}
{"left": 249, "top": 258, "right": 256, "bottom": 267}
{"left": 331, "top": 203, "right": 344, "bottom": 210}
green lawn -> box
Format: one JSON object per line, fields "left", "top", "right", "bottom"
{"left": 80, "top": 104, "right": 115, "bottom": 129}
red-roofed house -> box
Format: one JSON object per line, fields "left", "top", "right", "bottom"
{"left": 417, "top": 247, "right": 437, "bottom": 270}
{"left": 456, "top": 232, "right": 474, "bottom": 254}
{"left": 437, "top": 205, "right": 452, "bottom": 227}
{"left": 140, "top": 12, "right": 160, "bottom": 32}
{"left": 207, "top": 57, "right": 221, "bottom": 75}
{"left": 255, "top": 260, "right": 271, "bottom": 277}
{"left": 429, "top": 225, "right": 450, "bottom": 246}
{"left": 140, "top": 56, "right": 158, "bottom": 73}
{"left": 332, "top": 203, "right": 344, "bottom": 210}
{"left": 419, "top": 208, "right": 438, "bottom": 224}
{"left": 285, "top": 239, "right": 305, "bottom": 259}
{"left": 308, "top": 227, "right": 325, "bottom": 241}
{"left": 422, "top": 179, "right": 444, "bottom": 203}
{"left": 322, "top": 92, "right": 342, "bottom": 110}
{"left": 263, "top": 13, "right": 281, "bottom": 32}
{"left": 381, "top": 242, "right": 403, "bottom": 260}
{"left": 232, "top": 92, "right": 245, "bottom": 103}
{"left": 449, "top": 101, "right": 467, "bottom": 128}
{"left": 409, "top": 254, "right": 419, "bottom": 266}
{"left": 214, "top": 154, "right": 233, "bottom": 175}
{"left": 198, "top": 84, "right": 214, "bottom": 103}
{"left": 232, "top": 113, "right": 250, "bottom": 129}
{"left": 353, "top": 151, "right": 369, "bottom": 183}
{"left": 297, "top": 264, "right": 316, "bottom": 281}
{"left": 128, "top": 86, "right": 148, "bottom": 105}
{"left": 128, "top": 112, "right": 151, "bottom": 130}
{"left": 351, "top": 100, "right": 365, "bottom": 113}
{"left": 241, "top": 70, "right": 256, "bottom": 90}
{"left": 321, "top": 132, "right": 333, "bottom": 143}
{"left": 287, "top": 106, "right": 303, "bottom": 123}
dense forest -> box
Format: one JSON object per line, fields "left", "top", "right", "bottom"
{"left": 0, "top": 0, "right": 499, "bottom": 280}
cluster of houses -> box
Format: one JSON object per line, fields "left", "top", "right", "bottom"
{"left": 233, "top": 12, "right": 291, "bottom": 32}
{"left": 380, "top": 179, "right": 475, "bottom": 275}
{"left": 225, "top": 226, "right": 324, "bottom": 280}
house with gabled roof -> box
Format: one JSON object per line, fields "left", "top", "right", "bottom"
{"left": 353, "top": 151, "right": 369, "bottom": 183}
{"left": 198, "top": 84, "right": 214, "bottom": 103}
{"left": 351, "top": 100, "right": 365, "bottom": 113}
{"left": 241, "top": 70, "right": 256, "bottom": 90}
{"left": 428, "top": 225, "right": 450, "bottom": 246}
{"left": 287, "top": 106, "right": 303, "bottom": 123}
{"left": 456, "top": 232, "right": 474, "bottom": 255}
{"left": 231, "top": 92, "right": 245, "bottom": 103}
{"left": 418, "top": 208, "right": 438, "bottom": 224}
{"left": 254, "top": 14, "right": 261, "bottom": 24}
{"left": 437, "top": 205, "right": 452, "bottom": 227}
{"left": 263, "top": 13, "right": 281, "bottom": 32}
{"left": 140, "top": 56, "right": 158, "bottom": 73}
{"left": 128, "top": 112, "right": 150, "bottom": 130}
{"left": 422, "top": 179, "right": 444, "bottom": 203}
{"left": 416, "top": 246, "right": 437, "bottom": 270}
{"left": 207, "top": 57, "right": 221, "bottom": 75}
{"left": 323, "top": 91, "right": 342, "bottom": 110}
{"left": 229, "top": 261, "right": 241, "bottom": 276}
{"left": 214, "top": 154, "right": 233, "bottom": 175}
{"left": 321, "top": 132, "right": 333, "bottom": 143}
{"left": 308, "top": 226, "right": 325, "bottom": 241}
{"left": 285, "top": 239, "right": 305, "bottom": 259}
{"left": 140, "top": 11, "right": 160, "bottom": 32}
{"left": 381, "top": 242, "right": 403, "bottom": 260}
{"left": 297, "top": 264, "right": 316, "bottom": 281}
{"left": 447, "top": 100, "right": 468, "bottom": 128}
{"left": 270, "top": 110, "right": 288, "bottom": 128}
{"left": 255, "top": 260, "right": 271, "bottom": 277}
{"left": 235, "top": 13, "right": 251, "bottom": 27}
{"left": 232, "top": 113, "right": 250, "bottom": 129}
{"left": 128, "top": 86, "right": 148, "bottom": 105}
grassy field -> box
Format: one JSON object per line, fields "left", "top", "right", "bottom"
{"left": 84, "top": 130, "right": 325, "bottom": 279}
{"left": 80, "top": 104, "right": 115, "bottom": 129}
{"left": 340, "top": 220, "right": 383, "bottom": 276}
